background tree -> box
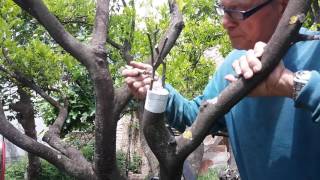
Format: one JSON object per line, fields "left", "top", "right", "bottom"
{"left": 0, "top": 0, "right": 183, "bottom": 179}
{"left": 0, "top": 0, "right": 313, "bottom": 179}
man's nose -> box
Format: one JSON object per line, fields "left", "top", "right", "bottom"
{"left": 222, "top": 14, "right": 237, "bottom": 29}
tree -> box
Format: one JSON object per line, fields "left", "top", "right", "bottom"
{"left": 0, "top": 0, "right": 183, "bottom": 179}
{"left": 0, "top": 0, "right": 315, "bottom": 180}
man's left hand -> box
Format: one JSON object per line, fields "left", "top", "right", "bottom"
{"left": 225, "top": 42, "right": 294, "bottom": 97}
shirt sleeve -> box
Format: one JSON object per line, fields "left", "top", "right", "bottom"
{"left": 164, "top": 50, "right": 245, "bottom": 132}
{"left": 295, "top": 71, "right": 320, "bottom": 122}
{"left": 164, "top": 76, "right": 220, "bottom": 132}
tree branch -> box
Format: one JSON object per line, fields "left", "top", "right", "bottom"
{"left": 113, "top": 86, "right": 132, "bottom": 116}
{"left": 0, "top": 103, "right": 95, "bottom": 180}
{"left": 12, "top": 0, "right": 93, "bottom": 68}
{"left": 1, "top": 48, "right": 89, "bottom": 165}
{"left": 107, "top": 37, "right": 123, "bottom": 50}
{"left": 121, "top": 0, "right": 127, "bottom": 7}
{"left": 153, "top": 0, "right": 184, "bottom": 69}
{"left": 91, "top": 0, "right": 110, "bottom": 49}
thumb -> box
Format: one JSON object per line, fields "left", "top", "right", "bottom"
{"left": 254, "top": 41, "right": 267, "bottom": 58}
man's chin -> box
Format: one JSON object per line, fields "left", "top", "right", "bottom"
{"left": 231, "top": 41, "right": 251, "bottom": 50}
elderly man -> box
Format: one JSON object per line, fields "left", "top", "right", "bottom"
{"left": 123, "top": 0, "right": 320, "bottom": 179}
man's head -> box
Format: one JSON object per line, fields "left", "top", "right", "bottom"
{"left": 219, "top": 0, "right": 288, "bottom": 50}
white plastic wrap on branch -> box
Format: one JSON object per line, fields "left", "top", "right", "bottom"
{"left": 145, "top": 88, "right": 169, "bottom": 113}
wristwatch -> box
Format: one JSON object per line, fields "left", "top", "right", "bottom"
{"left": 293, "top": 70, "right": 311, "bottom": 100}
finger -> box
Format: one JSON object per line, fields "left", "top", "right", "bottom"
{"left": 125, "top": 77, "right": 146, "bottom": 86}
{"left": 239, "top": 56, "right": 253, "bottom": 79}
{"left": 225, "top": 74, "right": 238, "bottom": 82}
{"left": 254, "top": 41, "right": 267, "bottom": 58}
{"left": 133, "top": 81, "right": 145, "bottom": 89}
{"left": 232, "top": 60, "right": 242, "bottom": 75}
{"left": 247, "top": 50, "right": 262, "bottom": 73}
{"left": 122, "top": 68, "right": 140, "bottom": 76}
{"left": 137, "top": 87, "right": 148, "bottom": 99}
{"left": 143, "top": 77, "right": 153, "bottom": 85}
{"left": 130, "top": 61, "right": 153, "bottom": 71}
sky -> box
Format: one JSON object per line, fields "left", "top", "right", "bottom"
{"left": 136, "top": 0, "right": 166, "bottom": 18}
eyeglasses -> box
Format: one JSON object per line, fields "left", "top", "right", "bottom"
{"left": 215, "top": 0, "right": 273, "bottom": 20}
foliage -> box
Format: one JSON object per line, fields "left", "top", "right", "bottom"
{"left": 5, "top": 158, "right": 74, "bottom": 180}
{"left": 38, "top": 65, "right": 95, "bottom": 135}
{"left": 5, "top": 159, "right": 26, "bottom": 179}
{"left": 80, "top": 141, "right": 95, "bottom": 162}
{"left": 164, "top": 0, "right": 231, "bottom": 98}
{"left": 117, "top": 150, "right": 142, "bottom": 175}
{"left": 197, "top": 169, "right": 219, "bottom": 180}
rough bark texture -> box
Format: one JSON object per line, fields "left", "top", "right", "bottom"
{"left": 137, "top": 104, "right": 160, "bottom": 177}
{"left": 10, "top": 88, "right": 41, "bottom": 180}
{"left": 142, "top": 0, "right": 311, "bottom": 179}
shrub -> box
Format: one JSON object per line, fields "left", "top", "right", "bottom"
{"left": 197, "top": 169, "right": 219, "bottom": 180}
{"left": 116, "top": 150, "right": 142, "bottom": 175}
{"left": 5, "top": 158, "right": 74, "bottom": 180}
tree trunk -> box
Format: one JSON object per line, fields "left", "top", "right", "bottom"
{"left": 10, "top": 87, "right": 41, "bottom": 180}
{"left": 137, "top": 104, "right": 160, "bottom": 178}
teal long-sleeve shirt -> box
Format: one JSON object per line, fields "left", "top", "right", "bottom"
{"left": 165, "top": 28, "right": 320, "bottom": 180}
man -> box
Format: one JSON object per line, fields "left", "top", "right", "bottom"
{"left": 123, "top": 0, "right": 320, "bottom": 179}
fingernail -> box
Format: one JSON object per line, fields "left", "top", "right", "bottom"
{"left": 244, "top": 71, "right": 252, "bottom": 79}
{"left": 253, "top": 66, "right": 261, "bottom": 72}
{"left": 235, "top": 68, "right": 241, "bottom": 75}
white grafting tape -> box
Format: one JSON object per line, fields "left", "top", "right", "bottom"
{"left": 145, "top": 88, "right": 169, "bottom": 113}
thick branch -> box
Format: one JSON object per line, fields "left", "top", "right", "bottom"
{"left": 153, "top": 0, "right": 184, "bottom": 69}
{"left": 1, "top": 49, "right": 89, "bottom": 165}
{"left": 91, "top": 0, "right": 110, "bottom": 48}
{"left": 0, "top": 103, "right": 95, "bottom": 179}
{"left": 113, "top": 86, "right": 132, "bottom": 117}
{"left": 10, "top": 87, "right": 41, "bottom": 179}
{"left": 12, "top": 0, "right": 93, "bottom": 67}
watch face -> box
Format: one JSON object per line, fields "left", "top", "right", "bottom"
{"left": 295, "top": 71, "right": 311, "bottom": 84}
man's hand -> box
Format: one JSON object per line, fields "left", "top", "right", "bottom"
{"left": 122, "top": 61, "right": 161, "bottom": 99}
{"left": 225, "top": 42, "right": 294, "bottom": 97}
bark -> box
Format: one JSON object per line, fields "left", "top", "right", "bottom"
{"left": 142, "top": 0, "right": 311, "bottom": 179}
{"left": 10, "top": 0, "right": 124, "bottom": 179}
{"left": 1, "top": 48, "right": 91, "bottom": 167}
{"left": 89, "top": 1, "right": 123, "bottom": 179}
{"left": 137, "top": 104, "right": 160, "bottom": 177}
{"left": 10, "top": 87, "right": 41, "bottom": 180}
{"left": 0, "top": 63, "right": 95, "bottom": 179}
{"left": 0, "top": 103, "right": 95, "bottom": 179}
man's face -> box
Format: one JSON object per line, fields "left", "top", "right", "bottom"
{"left": 221, "top": 0, "right": 286, "bottom": 50}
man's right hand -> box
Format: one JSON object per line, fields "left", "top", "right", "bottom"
{"left": 122, "top": 61, "right": 160, "bottom": 99}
